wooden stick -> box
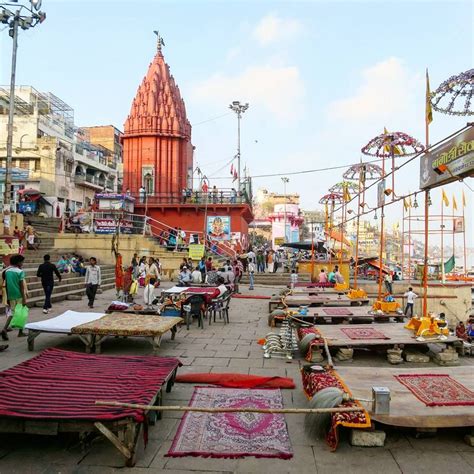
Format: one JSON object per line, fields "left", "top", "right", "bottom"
{"left": 323, "top": 336, "right": 335, "bottom": 368}
{"left": 95, "top": 401, "right": 363, "bottom": 414}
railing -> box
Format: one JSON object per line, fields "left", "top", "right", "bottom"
{"left": 64, "top": 211, "right": 237, "bottom": 260}
{"left": 74, "top": 174, "right": 103, "bottom": 187}
{"left": 133, "top": 189, "right": 251, "bottom": 206}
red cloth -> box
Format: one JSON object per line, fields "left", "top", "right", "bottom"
{"left": 301, "top": 369, "right": 371, "bottom": 450}
{"left": 0, "top": 348, "right": 181, "bottom": 422}
{"left": 175, "top": 373, "right": 295, "bottom": 389}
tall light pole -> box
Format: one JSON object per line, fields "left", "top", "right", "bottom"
{"left": 1, "top": 1, "right": 46, "bottom": 232}
{"left": 229, "top": 101, "right": 249, "bottom": 192}
{"left": 282, "top": 177, "right": 289, "bottom": 242}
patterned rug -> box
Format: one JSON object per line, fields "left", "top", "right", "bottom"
{"left": 167, "top": 387, "right": 293, "bottom": 459}
{"left": 395, "top": 374, "right": 474, "bottom": 406}
{"left": 301, "top": 369, "right": 371, "bottom": 450}
{"left": 322, "top": 308, "right": 353, "bottom": 316}
{"left": 340, "top": 327, "right": 390, "bottom": 340}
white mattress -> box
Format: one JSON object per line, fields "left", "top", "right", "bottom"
{"left": 164, "top": 286, "right": 189, "bottom": 294}
{"left": 25, "top": 310, "right": 105, "bottom": 333}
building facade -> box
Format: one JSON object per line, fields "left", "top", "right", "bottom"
{"left": 0, "top": 86, "right": 121, "bottom": 216}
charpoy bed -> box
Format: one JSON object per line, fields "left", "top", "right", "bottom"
{"left": 25, "top": 310, "right": 183, "bottom": 353}
{"left": 0, "top": 348, "right": 181, "bottom": 466}
{"left": 71, "top": 312, "right": 183, "bottom": 353}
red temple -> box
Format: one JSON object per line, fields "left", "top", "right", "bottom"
{"left": 122, "top": 39, "right": 253, "bottom": 250}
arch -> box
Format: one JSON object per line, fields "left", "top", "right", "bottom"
{"left": 144, "top": 173, "right": 154, "bottom": 194}
{"left": 74, "top": 165, "right": 85, "bottom": 176}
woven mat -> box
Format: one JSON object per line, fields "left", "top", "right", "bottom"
{"left": 340, "top": 327, "right": 390, "bottom": 340}
{"left": 395, "top": 374, "right": 474, "bottom": 406}
{"left": 167, "top": 387, "right": 293, "bottom": 459}
{"left": 322, "top": 308, "right": 353, "bottom": 316}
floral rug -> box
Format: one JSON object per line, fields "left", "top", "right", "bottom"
{"left": 167, "top": 387, "right": 293, "bottom": 459}
{"left": 340, "top": 327, "right": 390, "bottom": 340}
{"left": 322, "top": 308, "right": 354, "bottom": 316}
{"left": 301, "top": 369, "right": 371, "bottom": 450}
{"left": 395, "top": 374, "right": 474, "bottom": 406}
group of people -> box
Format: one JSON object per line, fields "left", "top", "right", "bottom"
{"left": 318, "top": 266, "right": 345, "bottom": 285}
{"left": 56, "top": 253, "right": 86, "bottom": 276}
{"left": 13, "top": 221, "right": 39, "bottom": 252}
{"left": 176, "top": 256, "right": 244, "bottom": 291}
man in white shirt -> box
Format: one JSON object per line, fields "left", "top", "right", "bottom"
{"left": 191, "top": 268, "right": 202, "bottom": 284}
{"left": 246, "top": 249, "right": 256, "bottom": 264}
{"left": 178, "top": 267, "right": 192, "bottom": 286}
{"left": 85, "top": 257, "right": 101, "bottom": 308}
{"left": 403, "top": 286, "right": 417, "bottom": 317}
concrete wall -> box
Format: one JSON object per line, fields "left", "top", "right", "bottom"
{"left": 357, "top": 280, "right": 472, "bottom": 326}
{"left": 53, "top": 234, "right": 185, "bottom": 280}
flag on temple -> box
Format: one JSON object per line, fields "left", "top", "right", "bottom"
{"left": 383, "top": 127, "right": 401, "bottom": 154}
{"left": 233, "top": 169, "right": 238, "bottom": 182}
{"left": 452, "top": 195, "right": 458, "bottom": 211}
{"left": 443, "top": 255, "right": 455, "bottom": 274}
{"left": 425, "top": 69, "right": 433, "bottom": 125}
{"left": 462, "top": 190, "right": 466, "bottom": 207}
{"left": 442, "top": 189, "right": 449, "bottom": 207}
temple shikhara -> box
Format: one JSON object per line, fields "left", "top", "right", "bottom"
{"left": 122, "top": 37, "right": 253, "bottom": 246}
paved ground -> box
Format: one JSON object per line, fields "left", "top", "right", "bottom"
{"left": 0, "top": 281, "right": 472, "bottom": 474}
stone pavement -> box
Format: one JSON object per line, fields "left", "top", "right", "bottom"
{"left": 0, "top": 282, "right": 472, "bottom": 473}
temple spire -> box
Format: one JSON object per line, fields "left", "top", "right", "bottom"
{"left": 153, "top": 30, "right": 165, "bottom": 52}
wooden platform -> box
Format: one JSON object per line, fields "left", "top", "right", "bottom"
{"left": 291, "top": 306, "right": 404, "bottom": 323}
{"left": 284, "top": 294, "right": 369, "bottom": 307}
{"left": 314, "top": 323, "right": 459, "bottom": 347}
{"left": 335, "top": 366, "right": 474, "bottom": 428}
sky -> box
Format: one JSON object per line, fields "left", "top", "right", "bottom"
{"left": 1, "top": 0, "right": 473, "bottom": 249}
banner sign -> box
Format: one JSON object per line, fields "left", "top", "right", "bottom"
{"left": 94, "top": 218, "right": 133, "bottom": 234}
{"left": 420, "top": 126, "right": 474, "bottom": 189}
{"left": 188, "top": 244, "right": 205, "bottom": 260}
{"left": 453, "top": 217, "right": 464, "bottom": 233}
{"left": 18, "top": 202, "right": 37, "bottom": 214}
{"left": 207, "top": 216, "right": 231, "bottom": 240}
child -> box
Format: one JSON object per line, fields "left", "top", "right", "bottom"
{"left": 248, "top": 261, "right": 255, "bottom": 291}
{"left": 290, "top": 269, "right": 298, "bottom": 289}
{"left": 144, "top": 277, "right": 156, "bottom": 308}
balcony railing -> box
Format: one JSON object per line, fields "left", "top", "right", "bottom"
{"left": 133, "top": 189, "right": 251, "bottom": 206}
{"left": 74, "top": 174, "right": 105, "bottom": 189}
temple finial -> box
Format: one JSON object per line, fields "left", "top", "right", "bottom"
{"left": 153, "top": 30, "right": 165, "bottom": 52}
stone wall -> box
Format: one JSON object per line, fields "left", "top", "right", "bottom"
{"left": 52, "top": 234, "right": 185, "bottom": 280}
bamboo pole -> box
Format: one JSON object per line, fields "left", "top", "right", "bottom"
{"left": 354, "top": 169, "right": 363, "bottom": 289}
{"left": 441, "top": 194, "right": 445, "bottom": 283}
{"left": 422, "top": 115, "right": 430, "bottom": 317}
{"left": 463, "top": 199, "right": 467, "bottom": 275}
{"left": 408, "top": 200, "right": 412, "bottom": 282}
{"left": 95, "top": 401, "right": 364, "bottom": 414}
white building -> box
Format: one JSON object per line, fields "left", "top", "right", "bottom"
{"left": 0, "top": 86, "right": 121, "bottom": 216}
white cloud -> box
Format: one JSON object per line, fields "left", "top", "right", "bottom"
{"left": 192, "top": 64, "right": 305, "bottom": 121}
{"left": 328, "top": 57, "right": 421, "bottom": 123}
{"left": 253, "top": 14, "right": 304, "bottom": 46}
{"left": 225, "top": 47, "right": 241, "bottom": 62}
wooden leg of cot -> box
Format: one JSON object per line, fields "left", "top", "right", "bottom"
{"left": 171, "top": 326, "right": 177, "bottom": 341}
{"left": 27, "top": 330, "right": 40, "bottom": 351}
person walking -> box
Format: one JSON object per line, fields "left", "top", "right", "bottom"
{"left": 85, "top": 257, "right": 101, "bottom": 309}
{"left": 273, "top": 251, "right": 279, "bottom": 273}
{"left": 36, "top": 254, "right": 62, "bottom": 314}
{"left": 198, "top": 257, "right": 207, "bottom": 283}
{"left": 403, "top": 287, "right": 417, "bottom": 317}
{"left": 384, "top": 273, "right": 393, "bottom": 294}
{"left": 248, "top": 260, "right": 256, "bottom": 290}
{"left": 25, "top": 220, "right": 39, "bottom": 250}
{"left": 290, "top": 269, "right": 298, "bottom": 289}
{"left": 2, "top": 254, "right": 28, "bottom": 341}
{"left": 267, "top": 250, "right": 274, "bottom": 273}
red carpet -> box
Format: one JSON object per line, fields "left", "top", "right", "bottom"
{"left": 175, "top": 373, "right": 295, "bottom": 389}
{"left": 395, "top": 374, "right": 474, "bottom": 406}
{"left": 0, "top": 348, "right": 181, "bottom": 422}
{"left": 340, "top": 327, "right": 390, "bottom": 340}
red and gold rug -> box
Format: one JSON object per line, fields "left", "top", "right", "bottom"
{"left": 167, "top": 387, "right": 293, "bottom": 459}
{"left": 395, "top": 374, "right": 474, "bottom": 407}
{"left": 301, "top": 369, "right": 371, "bottom": 450}
{"left": 340, "top": 327, "right": 390, "bottom": 340}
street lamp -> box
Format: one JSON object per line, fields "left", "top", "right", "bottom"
{"left": 281, "top": 177, "right": 289, "bottom": 243}
{"left": 1, "top": 0, "right": 46, "bottom": 232}
{"left": 228, "top": 101, "right": 249, "bottom": 192}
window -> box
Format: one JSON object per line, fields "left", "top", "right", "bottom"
{"left": 144, "top": 173, "right": 153, "bottom": 195}
{"left": 19, "top": 160, "right": 29, "bottom": 170}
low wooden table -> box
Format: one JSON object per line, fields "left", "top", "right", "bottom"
{"left": 313, "top": 322, "right": 459, "bottom": 348}
{"left": 71, "top": 313, "right": 183, "bottom": 353}
{"left": 335, "top": 366, "right": 474, "bottom": 428}
{"left": 284, "top": 294, "right": 370, "bottom": 307}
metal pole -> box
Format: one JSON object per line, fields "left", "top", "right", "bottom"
{"left": 283, "top": 179, "right": 287, "bottom": 243}
{"left": 237, "top": 111, "right": 241, "bottom": 192}
{"left": 4, "top": 12, "right": 19, "bottom": 231}
{"left": 441, "top": 195, "right": 445, "bottom": 282}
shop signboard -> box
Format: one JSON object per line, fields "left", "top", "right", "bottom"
{"left": 420, "top": 126, "right": 474, "bottom": 189}
{"left": 188, "top": 244, "right": 205, "bottom": 260}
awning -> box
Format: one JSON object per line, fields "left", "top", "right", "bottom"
{"left": 40, "top": 196, "right": 57, "bottom": 207}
